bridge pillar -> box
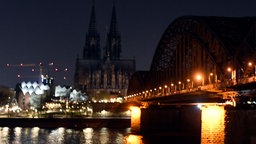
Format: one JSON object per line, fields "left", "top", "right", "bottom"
{"left": 131, "top": 105, "right": 201, "bottom": 134}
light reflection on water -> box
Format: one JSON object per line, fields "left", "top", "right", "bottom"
{"left": 201, "top": 106, "right": 225, "bottom": 144}
{"left": 0, "top": 127, "right": 142, "bottom": 144}
{"left": 83, "top": 128, "right": 93, "bottom": 143}
{"left": 201, "top": 106, "right": 256, "bottom": 144}
{"left": 0, "top": 127, "right": 9, "bottom": 143}
{"left": 126, "top": 135, "right": 143, "bottom": 144}
{"left": 1, "top": 106, "right": 255, "bottom": 143}
{"left": 14, "top": 127, "right": 22, "bottom": 143}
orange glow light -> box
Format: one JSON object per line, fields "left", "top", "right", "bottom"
{"left": 248, "top": 62, "right": 252, "bottom": 66}
{"left": 130, "top": 106, "right": 141, "bottom": 132}
{"left": 196, "top": 74, "right": 202, "bottom": 81}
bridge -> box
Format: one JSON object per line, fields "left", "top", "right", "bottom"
{"left": 125, "top": 16, "right": 256, "bottom": 106}
{"left": 123, "top": 16, "right": 256, "bottom": 135}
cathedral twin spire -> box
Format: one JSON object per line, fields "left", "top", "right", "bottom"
{"left": 83, "top": 1, "right": 100, "bottom": 60}
{"left": 83, "top": 1, "right": 121, "bottom": 60}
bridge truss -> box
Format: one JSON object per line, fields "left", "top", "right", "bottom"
{"left": 127, "top": 16, "right": 256, "bottom": 98}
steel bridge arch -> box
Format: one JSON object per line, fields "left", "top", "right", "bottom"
{"left": 145, "top": 16, "right": 256, "bottom": 91}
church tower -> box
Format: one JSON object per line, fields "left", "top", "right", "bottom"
{"left": 83, "top": 0, "right": 101, "bottom": 60}
{"left": 74, "top": 1, "right": 136, "bottom": 99}
{"left": 104, "top": 2, "right": 121, "bottom": 60}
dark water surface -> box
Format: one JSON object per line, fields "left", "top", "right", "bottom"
{"left": 0, "top": 127, "right": 130, "bottom": 144}
{"left": 0, "top": 106, "right": 256, "bottom": 144}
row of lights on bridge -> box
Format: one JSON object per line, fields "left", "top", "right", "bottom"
{"left": 226, "top": 61, "right": 256, "bottom": 73}
{"left": 125, "top": 72, "right": 210, "bottom": 99}
{"left": 126, "top": 60, "right": 256, "bottom": 100}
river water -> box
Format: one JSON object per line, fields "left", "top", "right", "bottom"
{"left": 0, "top": 106, "right": 256, "bottom": 144}
{"left": 0, "top": 127, "right": 137, "bottom": 144}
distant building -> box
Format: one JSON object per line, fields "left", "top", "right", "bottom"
{"left": 16, "top": 81, "right": 88, "bottom": 110}
{"left": 74, "top": 2, "right": 136, "bottom": 99}
{"left": 16, "top": 81, "right": 50, "bottom": 109}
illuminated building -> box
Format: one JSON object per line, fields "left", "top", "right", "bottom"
{"left": 16, "top": 81, "right": 50, "bottom": 109}
{"left": 74, "top": 2, "right": 136, "bottom": 98}
{"left": 16, "top": 81, "right": 88, "bottom": 110}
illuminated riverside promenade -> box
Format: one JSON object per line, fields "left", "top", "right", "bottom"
{"left": 1, "top": 103, "right": 256, "bottom": 143}
{"left": 1, "top": 80, "right": 256, "bottom": 143}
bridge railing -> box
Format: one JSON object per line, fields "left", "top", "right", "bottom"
{"left": 125, "top": 76, "right": 256, "bottom": 101}
{"left": 125, "top": 84, "right": 219, "bottom": 101}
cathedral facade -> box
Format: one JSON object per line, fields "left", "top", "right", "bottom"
{"left": 74, "top": 2, "right": 136, "bottom": 99}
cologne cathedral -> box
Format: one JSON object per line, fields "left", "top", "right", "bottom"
{"left": 74, "top": 2, "right": 136, "bottom": 99}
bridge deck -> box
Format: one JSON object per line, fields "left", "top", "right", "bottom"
{"left": 141, "top": 90, "right": 226, "bottom": 104}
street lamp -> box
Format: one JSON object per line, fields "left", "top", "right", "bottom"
{"left": 178, "top": 81, "right": 181, "bottom": 91}
{"left": 248, "top": 61, "right": 256, "bottom": 76}
{"left": 149, "top": 89, "right": 152, "bottom": 97}
{"left": 248, "top": 62, "right": 252, "bottom": 67}
{"left": 164, "top": 85, "right": 168, "bottom": 95}
{"left": 227, "top": 67, "right": 232, "bottom": 72}
{"left": 227, "top": 67, "right": 232, "bottom": 81}
{"left": 227, "top": 67, "right": 234, "bottom": 80}
{"left": 187, "top": 79, "right": 190, "bottom": 90}
{"left": 170, "top": 83, "right": 174, "bottom": 93}
{"left": 159, "top": 86, "right": 162, "bottom": 96}
{"left": 227, "top": 66, "right": 237, "bottom": 85}
{"left": 209, "top": 73, "right": 213, "bottom": 84}
{"left": 195, "top": 74, "right": 203, "bottom": 89}
{"left": 196, "top": 74, "right": 202, "bottom": 82}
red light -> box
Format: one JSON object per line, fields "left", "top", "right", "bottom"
{"left": 17, "top": 74, "right": 21, "bottom": 78}
{"left": 63, "top": 76, "right": 66, "bottom": 80}
{"left": 20, "top": 63, "right": 23, "bottom": 66}
{"left": 31, "top": 69, "right": 35, "bottom": 72}
{"left": 55, "top": 68, "right": 58, "bottom": 72}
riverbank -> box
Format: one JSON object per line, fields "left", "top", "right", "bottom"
{"left": 0, "top": 117, "right": 131, "bottom": 129}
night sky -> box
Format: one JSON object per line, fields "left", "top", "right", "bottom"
{"left": 0, "top": 0, "right": 256, "bottom": 88}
